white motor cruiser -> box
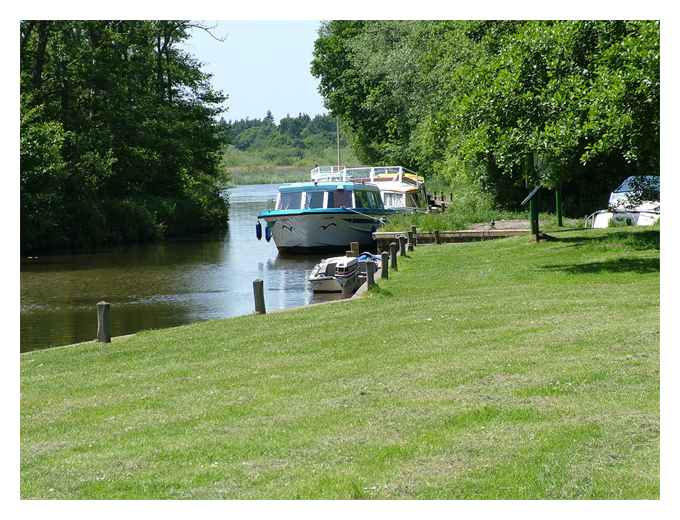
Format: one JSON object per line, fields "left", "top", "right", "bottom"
{"left": 586, "top": 176, "right": 660, "bottom": 229}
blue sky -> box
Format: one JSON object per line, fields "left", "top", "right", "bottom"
{"left": 185, "top": 21, "right": 328, "bottom": 122}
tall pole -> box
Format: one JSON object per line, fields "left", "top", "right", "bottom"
{"left": 555, "top": 182, "right": 563, "bottom": 227}
{"left": 336, "top": 116, "right": 341, "bottom": 168}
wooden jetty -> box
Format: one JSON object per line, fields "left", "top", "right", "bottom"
{"left": 373, "top": 228, "right": 527, "bottom": 251}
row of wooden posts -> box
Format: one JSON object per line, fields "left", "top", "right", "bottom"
{"left": 94, "top": 225, "right": 438, "bottom": 342}
{"left": 250, "top": 226, "right": 425, "bottom": 315}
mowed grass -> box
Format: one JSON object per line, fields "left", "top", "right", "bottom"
{"left": 20, "top": 227, "right": 660, "bottom": 499}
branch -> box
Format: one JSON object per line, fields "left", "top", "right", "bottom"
{"left": 186, "top": 22, "right": 226, "bottom": 42}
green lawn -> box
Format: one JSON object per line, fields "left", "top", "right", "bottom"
{"left": 20, "top": 226, "right": 659, "bottom": 499}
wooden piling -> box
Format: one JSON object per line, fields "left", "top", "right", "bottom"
{"left": 381, "top": 251, "right": 389, "bottom": 279}
{"left": 389, "top": 242, "right": 398, "bottom": 271}
{"left": 399, "top": 235, "right": 407, "bottom": 257}
{"left": 350, "top": 241, "right": 360, "bottom": 256}
{"left": 410, "top": 225, "right": 417, "bottom": 247}
{"left": 365, "top": 261, "right": 375, "bottom": 288}
{"left": 434, "top": 229, "right": 441, "bottom": 245}
{"left": 407, "top": 230, "right": 414, "bottom": 252}
{"left": 253, "top": 279, "right": 266, "bottom": 314}
{"left": 96, "top": 301, "right": 111, "bottom": 343}
{"left": 346, "top": 250, "right": 354, "bottom": 257}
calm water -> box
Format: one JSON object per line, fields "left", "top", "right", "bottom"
{"left": 20, "top": 184, "right": 340, "bottom": 352}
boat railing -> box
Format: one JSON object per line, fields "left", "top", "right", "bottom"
{"left": 310, "top": 165, "right": 347, "bottom": 182}
{"left": 311, "top": 165, "right": 413, "bottom": 184}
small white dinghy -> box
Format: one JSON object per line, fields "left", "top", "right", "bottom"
{"left": 308, "top": 256, "right": 359, "bottom": 293}
{"left": 308, "top": 253, "right": 382, "bottom": 294}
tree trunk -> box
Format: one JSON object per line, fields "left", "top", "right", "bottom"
{"left": 32, "top": 21, "right": 50, "bottom": 91}
{"left": 20, "top": 21, "right": 35, "bottom": 65}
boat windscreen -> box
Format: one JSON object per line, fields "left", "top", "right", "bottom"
{"left": 614, "top": 176, "right": 660, "bottom": 193}
{"left": 327, "top": 189, "right": 353, "bottom": 208}
{"left": 304, "top": 191, "right": 324, "bottom": 209}
{"left": 278, "top": 192, "right": 302, "bottom": 210}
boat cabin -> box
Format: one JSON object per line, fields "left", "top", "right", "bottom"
{"left": 274, "top": 182, "right": 385, "bottom": 211}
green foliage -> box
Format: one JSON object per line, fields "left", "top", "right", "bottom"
{"left": 311, "top": 21, "right": 660, "bottom": 215}
{"left": 219, "top": 112, "right": 358, "bottom": 171}
{"left": 20, "top": 21, "right": 229, "bottom": 254}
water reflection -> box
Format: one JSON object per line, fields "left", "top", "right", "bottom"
{"left": 20, "top": 184, "right": 341, "bottom": 352}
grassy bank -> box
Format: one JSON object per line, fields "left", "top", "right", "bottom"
{"left": 21, "top": 227, "right": 659, "bottom": 499}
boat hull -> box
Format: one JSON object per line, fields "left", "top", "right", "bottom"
{"left": 260, "top": 212, "right": 383, "bottom": 253}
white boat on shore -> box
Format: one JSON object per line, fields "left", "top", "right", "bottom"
{"left": 586, "top": 176, "right": 660, "bottom": 229}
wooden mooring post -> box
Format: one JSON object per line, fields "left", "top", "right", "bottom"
{"left": 434, "top": 229, "right": 441, "bottom": 245}
{"left": 399, "top": 235, "right": 407, "bottom": 257}
{"left": 389, "top": 242, "right": 398, "bottom": 271}
{"left": 407, "top": 230, "right": 414, "bottom": 252}
{"left": 365, "top": 261, "right": 375, "bottom": 289}
{"left": 253, "top": 279, "right": 266, "bottom": 314}
{"left": 96, "top": 301, "right": 111, "bottom": 343}
{"left": 381, "top": 251, "right": 389, "bottom": 279}
{"left": 410, "top": 225, "right": 417, "bottom": 247}
{"left": 350, "top": 241, "right": 360, "bottom": 256}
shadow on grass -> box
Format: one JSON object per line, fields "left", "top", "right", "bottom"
{"left": 550, "top": 229, "right": 659, "bottom": 251}
{"left": 541, "top": 257, "right": 659, "bottom": 274}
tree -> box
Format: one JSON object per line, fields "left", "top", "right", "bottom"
{"left": 20, "top": 21, "right": 229, "bottom": 253}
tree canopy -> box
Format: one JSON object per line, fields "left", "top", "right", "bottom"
{"left": 312, "top": 20, "right": 659, "bottom": 214}
{"left": 20, "top": 21, "right": 229, "bottom": 253}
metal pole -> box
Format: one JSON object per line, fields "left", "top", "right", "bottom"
{"left": 336, "top": 116, "right": 341, "bottom": 168}
{"left": 556, "top": 184, "right": 563, "bottom": 227}
{"left": 532, "top": 189, "right": 540, "bottom": 242}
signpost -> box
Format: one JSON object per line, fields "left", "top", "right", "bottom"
{"left": 521, "top": 185, "right": 541, "bottom": 242}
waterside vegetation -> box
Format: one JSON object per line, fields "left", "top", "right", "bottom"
{"left": 21, "top": 21, "right": 229, "bottom": 254}
{"left": 312, "top": 21, "right": 659, "bottom": 217}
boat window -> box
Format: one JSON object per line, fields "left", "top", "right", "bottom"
{"left": 327, "top": 189, "right": 353, "bottom": 208}
{"left": 367, "top": 190, "right": 383, "bottom": 208}
{"left": 354, "top": 190, "right": 371, "bottom": 208}
{"left": 614, "top": 176, "right": 660, "bottom": 193}
{"left": 278, "top": 191, "right": 302, "bottom": 210}
{"left": 304, "top": 191, "right": 324, "bottom": 209}
{"left": 406, "top": 192, "right": 419, "bottom": 208}
{"left": 384, "top": 192, "right": 405, "bottom": 208}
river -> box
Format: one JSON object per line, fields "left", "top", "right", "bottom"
{"left": 20, "top": 184, "right": 341, "bottom": 353}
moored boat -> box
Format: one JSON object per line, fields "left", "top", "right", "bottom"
{"left": 308, "top": 252, "right": 381, "bottom": 293}
{"left": 311, "top": 165, "right": 428, "bottom": 210}
{"left": 308, "top": 255, "right": 359, "bottom": 293}
{"left": 257, "top": 181, "right": 394, "bottom": 253}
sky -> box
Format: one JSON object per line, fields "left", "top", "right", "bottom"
{"left": 184, "top": 21, "right": 328, "bottom": 122}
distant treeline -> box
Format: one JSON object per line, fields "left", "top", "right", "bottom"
{"left": 312, "top": 21, "right": 659, "bottom": 215}
{"left": 20, "top": 21, "right": 229, "bottom": 254}
{"left": 219, "top": 112, "right": 357, "bottom": 168}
